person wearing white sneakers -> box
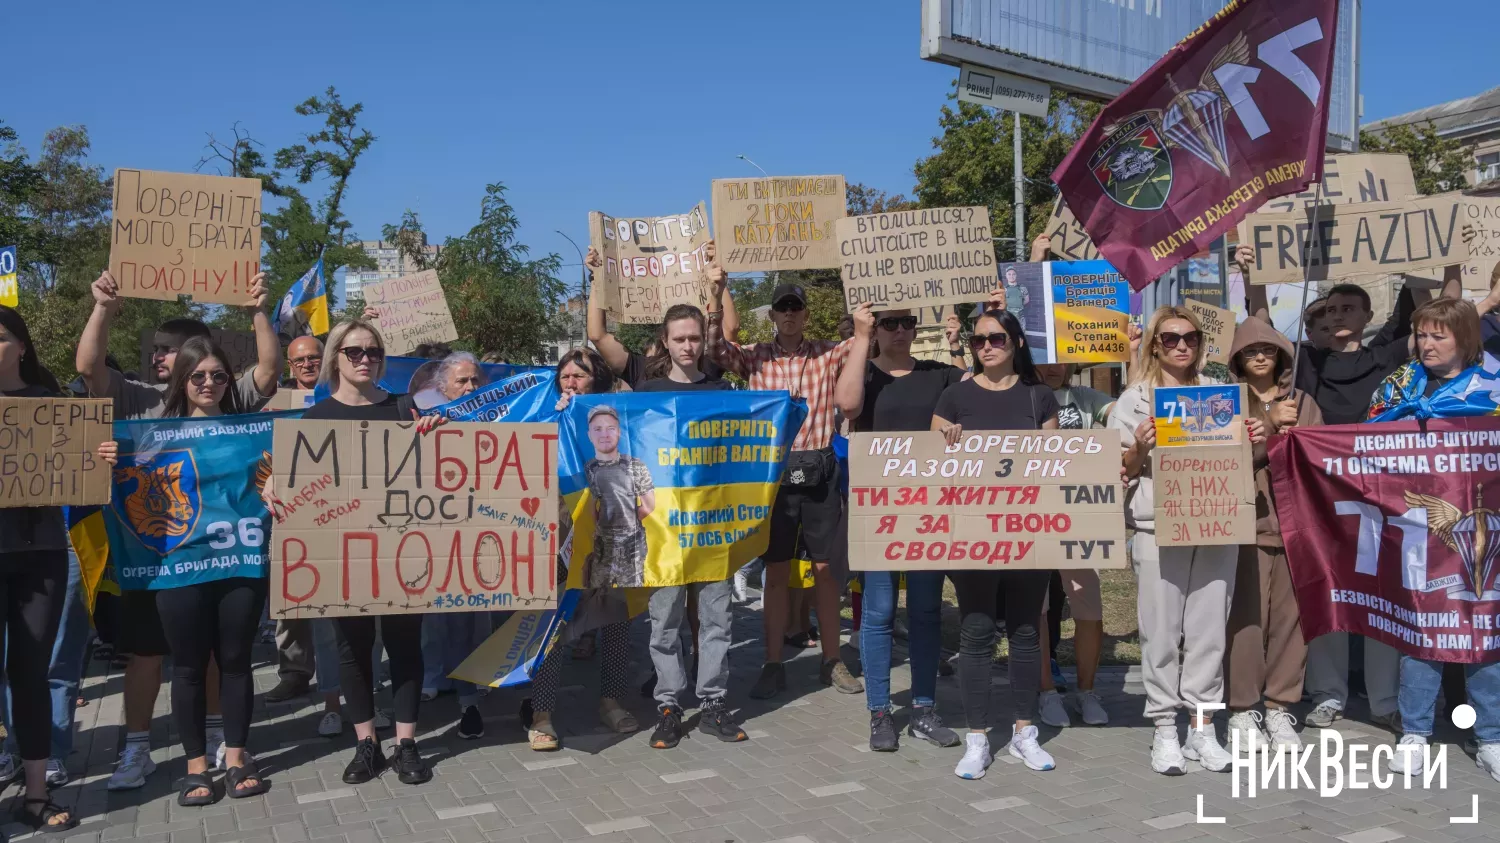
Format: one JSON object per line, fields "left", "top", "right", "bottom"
{"left": 931, "top": 308, "right": 1059, "bottom": 779}
{"left": 1110, "top": 306, "right": 1267, "bottom": 775}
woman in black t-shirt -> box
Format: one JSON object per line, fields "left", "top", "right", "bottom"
{"left": 279, "top": 320, "right": 445, "bottom": 788}
{"left": 834, "top": 303, "right": 965, "bottom": 754}
{"left": 930, "top": 308, "right": 1060, "bottom": 781}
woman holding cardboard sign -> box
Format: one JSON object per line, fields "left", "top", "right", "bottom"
{"left": 929, "top": 307, "right": 1061, "bottom": 780}
{"left": 269, "top": 319, "right": 446, "bottom": 788}
{"left": 1110, "top": 306, "right": 1266, "bottom": 777}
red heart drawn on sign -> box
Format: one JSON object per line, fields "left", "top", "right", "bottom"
{"left": 521, "top": 498, "right": 541, "bottom": 517}
{"left": 444, "top": 470, "right": 457, "bottom": 483}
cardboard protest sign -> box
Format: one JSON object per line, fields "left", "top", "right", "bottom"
{"left": 846, "top": 431, "right": 1127, "bottom": 572}
{"left": 270, "top": 420, "right": 559, "bottom": 619}
{"left": 1239, "top": 192, "right": 1470, "bottom": 285}
{"left": 0, "top": 398, "right": 114, "bottom": 507}
{"left": 1182, "top": 299, "right": 1235, "bottom": 366}
{"left": 994, "top": 260, "right": 1130, "bottom": 365}
{"left": 839, "top": 206, "right": 996, "bottom": 310}
{"left": 711, "top": 176, "right": 845, "bottom": 271}
{"left": 365, "top": 270, "right": 459, "bottom": 356}
{"left": 1259, "top": 153, "right": 1418, "bottom": 213}
{"left": 1450, "top": 195, "right": 1500, "bottom": 293}
{"left": 138, "top": 328, "right": 258, "bottom": 382}
{"left": 263, "top": 389, "right": 315, "bottom": 412}
{"left": 1154, "top": 384, "right": 1245, "bottom": 447}
{"left": 109, "top": 169, "right": 262, "bottom": 305}
{"left": 1154, "top": 441, "right": 1256, "bottom": 546}
{"left": 1045, "top": 200, "right": 1100, "bottom": 262}
{"left": 589, "top": 204, "right": 712, "bottom": 324}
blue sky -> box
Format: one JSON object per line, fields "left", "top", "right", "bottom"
{"left": 5, "top": 0, "right": 1493, "bottom": 290}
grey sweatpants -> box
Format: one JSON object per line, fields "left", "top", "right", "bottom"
{"left": 1305, "top": 631, "right": 1400, "bottom": 717}
{"left": 648, "top": 579, "right": 733, "bottom": 709}
{"left": 1132, "top": 531, "right": 1237, "bottom": 725}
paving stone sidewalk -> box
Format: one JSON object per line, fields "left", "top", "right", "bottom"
{"left": 14, "top": 601, "right": 1498, "bottom": 843}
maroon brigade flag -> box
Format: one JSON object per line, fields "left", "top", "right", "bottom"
{"left": 1051, "top": 0, "right": 1340, "bottom": 290}
{"left": 1270, "top": 420, "right": 1500, "bottom": 664}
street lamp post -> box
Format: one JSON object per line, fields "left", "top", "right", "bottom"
{"left": 555, "top": 230, "right": 587, "bottom": 349}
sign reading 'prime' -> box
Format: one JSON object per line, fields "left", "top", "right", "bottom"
{"left": 847, "top": 431, "right": 1126, "bottom": 571}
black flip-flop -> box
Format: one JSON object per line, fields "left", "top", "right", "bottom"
{"left": 15, "top": 797, "right": 78, "bottom": 833}
{"left": 226, "top": 760, "right": 271, "bottom": 799}
{"left": 177, "top": 773, "right": 219, "bottom": 807}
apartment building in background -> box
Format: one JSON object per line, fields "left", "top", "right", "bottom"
{"left": 342, "top": 236, "right": 442, "bottom": 300}
{"left": 1363, "top": 85, "right": 1500, "bottom": 187}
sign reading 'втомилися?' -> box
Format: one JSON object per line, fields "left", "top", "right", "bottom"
{"left": 270, "top": 420, "right": 559, "bottom": 619}
{"left": 838, "top": 207, "right": 996, "bottom": 310}
{"left": 846, "top": 431, "right": 1126, "bottom": 572}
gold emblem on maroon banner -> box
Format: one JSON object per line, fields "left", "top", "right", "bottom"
{"left": 1406, "top": 487, "right": 1500, "bottom": 601}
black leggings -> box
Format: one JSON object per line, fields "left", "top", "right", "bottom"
{"left": 156, "top": 577, "right": 268, "bottom": 759}
{"left": 0, "top": 551, "right": 67, "bottom": 761}
{"left": 1047, "top": 571, "right": 1065, "bottom": 652}
{"left": 333, "top": 615, "right": 424, "bottom": 725}
{"left": 950, "top": 569, "right": 1050, "bottom": 730}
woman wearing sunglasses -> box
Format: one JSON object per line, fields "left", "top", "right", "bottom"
{"left": 835, "top": 304, "right": 966, "bottom": 753}
{"left": 1109, "top": 307, "right": 1266, "bottom": 776}
{"left": 929, "top": 308, "right": 1060, "bottom": 780}
{"left": 288, "top": 319, "right": 445, "bottom": 787}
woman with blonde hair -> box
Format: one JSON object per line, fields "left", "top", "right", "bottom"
{"left": 1108, "top": 306, "right": 1265, "bottom": 775}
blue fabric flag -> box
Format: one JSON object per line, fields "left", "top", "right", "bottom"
{"left": 313, "top": 357, "right": 552, "bottom": 404}
{"left": 105, "top": 413, "right": 297, "bottom": 590}
{"left": 1368, "top": 355, "right": 1500, "bottom": 422}
{"left": 272, "top": 258, "right": 329, "bottom": 338}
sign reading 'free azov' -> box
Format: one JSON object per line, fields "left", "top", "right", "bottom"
{"left": 847, "top": 431, "right": 1126, "bottom": 571}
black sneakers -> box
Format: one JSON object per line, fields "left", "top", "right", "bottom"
{"left": 908, "top": 706, "right": 961, "bottom": 747}
{"left": 650, "top": 707, "right": 683, "bottom": 749}
{"left": 699, "top": 701, "right": 748, "bottom": 743}
{"left": 341, "top": 737, "right": 386, "bottom": 784}
{"left": 390, "top": 738, "right": 431, "bottom": 785}
{"left": 457, "top": 705, "right": 484, "bottom": 740}
{"left": 870, "top": 710, "right": 899, "bottom": 752}
{"left": 749, "top": 663, "right": 787, "bottom": 700}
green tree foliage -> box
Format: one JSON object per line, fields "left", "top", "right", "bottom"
{"left": 1360, "top": 121, "right": 1475, "bottom": 196}
{"left": 735, "top": 285, "right": 846, "bottom": 345}
{"left": 407, "top": 184, "right": 566, "bottom": 363}
{"left": 913, "top": 90, "right": 1102, "bottom": 259}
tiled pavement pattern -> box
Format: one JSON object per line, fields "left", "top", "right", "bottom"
{"left": 15, "top": 602, "right": 1500, "bottom": 843}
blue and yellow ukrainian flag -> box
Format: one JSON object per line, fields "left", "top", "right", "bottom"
{"left": 272, "top": 258, "right": 329, "bottom": 338}
{"left": 67, "top": 505, "right": 117, "bottom": 615}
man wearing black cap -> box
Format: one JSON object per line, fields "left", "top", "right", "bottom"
{"left": 708, "top": 276, "right": 864, "bottom": 698}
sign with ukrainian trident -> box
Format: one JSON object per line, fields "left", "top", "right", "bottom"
{"left": 1052, "top": 0, "right": 1340, "bottom": 290}
{"left": 1089, "top": 113, "right": 1173, "bottom": 211}
{"left": 105, "top": 414, "right": 288, "bottom": 590}
{"left": 1271, "top": 418, "right": 1500, "bottom": 663}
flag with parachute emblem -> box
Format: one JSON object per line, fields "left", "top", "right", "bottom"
{"left": 1052, "top": 0, "right": 1340, "bottom": 290}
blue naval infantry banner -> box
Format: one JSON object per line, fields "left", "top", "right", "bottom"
{"left": 428, "top": 368, "right": 560, "bottom": 423}
{"left": 312, "top": 357, "right": 552, "bottom": 405}
{"left": 558, "top": 391, "right": 805, "bottom": 589}
{"left": 106, "top": 413, "right": 295, "bottom": 590}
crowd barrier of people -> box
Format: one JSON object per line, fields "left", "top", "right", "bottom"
{"left": 3, "top": 232, "right": 1500, "bottom": 828}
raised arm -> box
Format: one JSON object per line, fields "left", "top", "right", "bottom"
{"left": 1234, "top": 244, "right": 1270, "bottom": 320}
{"left": 247, "top": 273, "right": 281, "bottom": 397}
{"left": 834, "top": 304, "right": 874, "bottom": 420}
{"left": 704, "top": 262, "right": 749, "bottom": 378}
{"left": 76, "top": 271, "right": 122, "bottom": 398}
{"left": 584, "top": 248, "right": 632, "bottom": 376}
{"left": 1030, "top": 234, "right": 1050, "bottom": 263}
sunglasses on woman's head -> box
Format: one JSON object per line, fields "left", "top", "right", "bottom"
{"left": 969, "top": 331, "right": 1010, "bottom": 349}
{"left": 338, "top": 346, "right": 385, "bottom": 363}
{"left": 1158, "top": 331, "right": 1202, "bottom": 350}
{"left": 188, "top": 371, "right": 231, "bottom": 386}
{"left": 877, "top": 316, "right": 918, "bottom": 331}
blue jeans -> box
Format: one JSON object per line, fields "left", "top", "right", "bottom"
{"left": 1398, "top": 655, "right": 1500, "bottom": 743}
{"left": 860, "top": 571, "right": 944, "bottom": 711}
{"left": 420, "top": 613, "right": 494, "bottom": 707}
{"left": 3, "top": 549, "right": 92, "bottom": 760}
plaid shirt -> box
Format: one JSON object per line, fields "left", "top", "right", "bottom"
{"left": 712, "top": 334, "right": 855, "bottom": 451}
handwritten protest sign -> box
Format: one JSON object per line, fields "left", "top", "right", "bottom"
{"left": 711, "top": 176, "right": 845, "bottom": 272}
{"left": 1154, "top": 384, "right": 1245, "bottom": 447}
{"left": 589, "top": 204, "right": 711, "bottom": 324}
{"left": 0, "top": 398, "right": 114, "bottom": 508}
{"left": 365, "top": 270, "right": 459, "bottom": 356}
{"left": 263, "top": 389, "right": 315, "bottom": 412}
{"left": 1259, "top": 153, "right": 1418, "bottom": 213}
{"left": 1183, "top": 299, "right": 1235, "bottom": 366}
{"left": 1155, "top": 442, "right": 1255, "bottom": 546}
{"left": 1443, "top": 195, "right": 1500, "bottom": 293}
{"left": 839, "top": 207, "right": 996, "bottom": 310}
{"left": 270, "top": 419, "right": 559, "bottom": 619}
{"left": 1045, "top": 200, "right": 1100, "bottom": 261}
{"left": 109, "top": 170, "right": 262, "bottom": 305}
{"left": 1240, "top": 192, "right": 1470, "bottom": 285}
{"left": 846, "top": 431, "right": 1126, "bottom": 572}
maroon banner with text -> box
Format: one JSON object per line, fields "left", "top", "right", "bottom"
{"left": 1270, "top": 419, "right": 1500, "bottom": 664}
{"left": 1051, "top": 0, "right": 1339, "bottom": 290}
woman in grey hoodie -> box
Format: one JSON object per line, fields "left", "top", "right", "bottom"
{"left": 1108, "top": 305, "right": 1265, "bottom": 776}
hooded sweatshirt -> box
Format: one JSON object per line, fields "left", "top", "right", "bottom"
{"left": 1229, "top": 316, "right": 1323, "bottom": 547}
